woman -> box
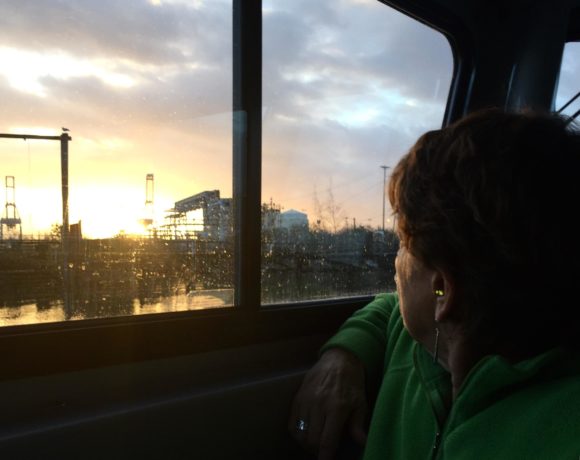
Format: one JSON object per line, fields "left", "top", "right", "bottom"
{"left": 289, "top": 109, "right": 580, "bottom": 460}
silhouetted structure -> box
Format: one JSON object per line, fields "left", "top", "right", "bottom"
{"left": 140, "top": 173, "right": 155, "bottom": 228}
{"left": 0, "top": 176, "right": 22, "bottom": 240}
{"left": 161, "top": 190, "right": 232, "bottom": 241}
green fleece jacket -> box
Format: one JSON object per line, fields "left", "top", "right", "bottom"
{"left": 323, "top": 293, "right": 580, "bottom": 459}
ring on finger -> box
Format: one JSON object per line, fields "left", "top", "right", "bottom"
{"left": 296, "top": 419, "right": 309, "bottom": 433}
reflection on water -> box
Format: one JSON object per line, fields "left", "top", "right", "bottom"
{"left": 0, "top": 289, "right": 233, "bottom": 327}
{"left": 0, "top": 230, "right": 398, "bottom": 327}
{"left": 0, "top": 237, "right": 234, "bottom": 327}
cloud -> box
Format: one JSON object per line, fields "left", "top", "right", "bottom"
{"left": 0, "top": 0, "right": 231, "bottom": 66}
{"left": 0, "top": 0, "right": 455, "bottom": 235}
{"left": 260, "top": 0, "right": 454, "bottom": 225}
{"left": 263, "top": 0, "right": 452, "bottom": 122}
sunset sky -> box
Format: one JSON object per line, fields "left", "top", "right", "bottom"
{"left": 0, "top": 0, "right": 578, "bottom": 238}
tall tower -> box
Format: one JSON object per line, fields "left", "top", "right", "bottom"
{"left": 141, "top": 173, "right": 154, "bottom": 227}
{"left": 1, "top": 176, "right": 22, "bottom": 240}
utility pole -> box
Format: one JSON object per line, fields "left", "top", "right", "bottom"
{"left": 380, "top": 165, "right": 390, "bottom": 233}
{"left": 0, "top": 131, "right": 72, "bottom": 316}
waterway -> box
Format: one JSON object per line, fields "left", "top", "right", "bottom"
{"left": 0, "top": 289, "right": 233, "bottom": 327}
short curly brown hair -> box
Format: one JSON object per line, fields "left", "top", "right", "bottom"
{"left": 389, "top": 108, "right": 580, "bottom": 353}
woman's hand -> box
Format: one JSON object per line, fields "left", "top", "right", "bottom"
{"left": 288, "top": 348, "right": 368, "bottom": 460}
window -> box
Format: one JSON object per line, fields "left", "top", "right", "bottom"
{"left": 261, "top": 0, "right": 453, "bottom": 303}
{"left": 556, "top": 42, "right": 580, "bottom": 118}
{"left": 0, "top": 0, "right": 454, "bottom": 328}
{"left": 0, "top": 1, "right": 234, "bottom": 326}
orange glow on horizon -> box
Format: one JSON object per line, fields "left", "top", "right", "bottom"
{"left": 0, "top": 120, "right": 232, "bottom": 239}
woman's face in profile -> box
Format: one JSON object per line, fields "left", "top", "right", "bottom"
{"left": 395, "top": 244, "right": 437, "bottom": 350}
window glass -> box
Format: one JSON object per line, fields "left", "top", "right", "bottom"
{"left": 0, "top": 0, "right": 233, "bottom": 327}
{"left": 556, "top": 42, "right": 580, "bottom": 117}
{"left": 262, "top": 0, "right": 453, "bottom": 304}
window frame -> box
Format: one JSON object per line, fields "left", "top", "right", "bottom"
{"left": 566, "top": 7, "right": 580, "bottom": 41}
{"left": 0, "top": 0, "right": 469, "bottom": 380}
{"left": 554, "top": 8, "right": 580, "bottom": 114}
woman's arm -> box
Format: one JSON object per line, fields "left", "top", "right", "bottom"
{"left": 288, "top": 293, "right": 397, "bottom": 460}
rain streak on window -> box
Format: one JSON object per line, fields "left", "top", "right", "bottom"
{"left": 0, "top": 0, "right": 234, "bottom": 326}
{"left": 261, "top": 0, "right": 453, "bottom": 304}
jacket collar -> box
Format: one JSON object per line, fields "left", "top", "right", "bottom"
{"left": 414, "top": 344, "right": 580, "bottom": 429}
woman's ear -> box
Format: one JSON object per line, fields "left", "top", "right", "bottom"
{"left": 431, "top": 270, "right": 456, "bottom": 322}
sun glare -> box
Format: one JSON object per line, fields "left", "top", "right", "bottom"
{"left": 68, "top": 187, "right": 175, "bottom": 239}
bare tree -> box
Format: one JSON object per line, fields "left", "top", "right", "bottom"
{"left": 325, "top": 182, "right": 342, "bottom": 233}
{"left": 312, "top": 185, "right": 326, "bottom": 232}
{"left": 312, "top": 178, "right": 344, "bottom": 233}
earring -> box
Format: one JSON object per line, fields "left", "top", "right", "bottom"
{"left": 434, "top": 289, "right": 444, "bottom": 296}
{"left": 433, "top": 327, "right": 440, "bottom": 364}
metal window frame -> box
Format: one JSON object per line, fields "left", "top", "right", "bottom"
{"left": 233, "top": 0, "right": 262, "bottom": 310}
{"left": 0, "top": 0, "right": 467, "bottom": 381}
